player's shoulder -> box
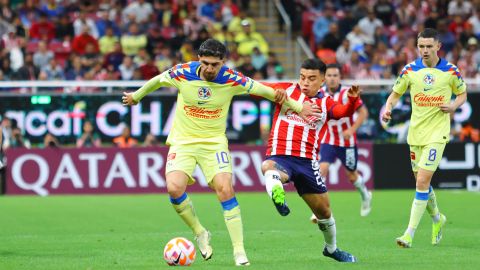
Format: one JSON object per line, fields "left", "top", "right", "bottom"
{"left": 399, "top": 58, "right": 424, "bottom": 78}
{"left": 168, "top": 61, "right": 201, "bottom": 81}
{"left": 212, "top": 66, "right": 252, "bottom": 87}
{"left": 434, "top": 58, "right": 463, "bottom": 78}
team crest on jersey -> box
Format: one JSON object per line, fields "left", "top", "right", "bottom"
{"left": 423, "top": 73, "right": 435, "bottom": 86}
{"left": 198, "top": 87, "right": 212, "bottom": 100}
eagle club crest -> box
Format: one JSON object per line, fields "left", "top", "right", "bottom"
{"left": 198, "top": 87, "right": 212, "bottom": 100}
{"left": 423, "top": 73, "right": 435, "bottom": 86}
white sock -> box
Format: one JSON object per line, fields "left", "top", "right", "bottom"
{"left": 405, "top": 227, "right": 416, "bottom": 238}
{"left": 317, "top": 216, "right": 337, "bottom": 253}
{"left": 264, "top": 170, "right": 282, "bottom": 198}
{"left": 353, "top": 175, "right": 369, "bottom": 200}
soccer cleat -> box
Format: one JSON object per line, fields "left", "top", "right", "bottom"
{"left": 432, "top": 214, "right": 447, "bottom": 245}
{"left": 360, "top": 191, "right": 372, "bottom": 217}
{"left": 271, "top": 185, "right": 290, "bottom": 216}
{"left": 234, "top": 252, "right": 250, "bottom": 266}
{"left": 322, "top": 247, "right": 357, "bottom": 262}
{"left": 396, "top": 233, "right": 412, "bottom": 248}
{"left": 195, "top": 230, "right": 213, "bottom": 260}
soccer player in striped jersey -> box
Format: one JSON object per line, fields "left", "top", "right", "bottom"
{"left": 122, "top": 39, "right": 318, "bottom": 266}
{"left": 382, "top": 28, "right": 467, "bottom": 248}
{"left": 261, "top": 58, "right": 358, "bottom": 262}
{"left": 317, "top": 64, "right": 371, "bottom": 217}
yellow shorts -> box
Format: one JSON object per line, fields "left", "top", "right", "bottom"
{"left": 409, "top": 143, "right": 446, "bottom": 172}
{"left": 165, "top": 143, "right": 232, "bottom": 185}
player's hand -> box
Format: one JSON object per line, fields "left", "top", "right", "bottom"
{"left": 381, "top": 109, "right": 392, "bottom": 122}
{"left": 439, "top": 103, "right": 456, "bottom": 114}
{"left": 122, "top": 92, "right": 138, "bottom": 106}
{"left": 342, "top": 129, "right": 353, "bottom": 140}
{"left": 298, "top": 101, "right": 322, "bottom": 122}
{"left": 274, "top": 88, "right": 288, "bottom": 105}
{"left": 347, "top": 85, "right": 361, "bottom": 97}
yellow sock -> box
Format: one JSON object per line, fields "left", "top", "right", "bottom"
{"left": 222, "top": 197, "right": 245, "bottom": 254}
{"left": 170, "top": 193, "right": 205, "bottom": 235}
{"left": 406, "top": 189, "right": 429, "bottom": 237}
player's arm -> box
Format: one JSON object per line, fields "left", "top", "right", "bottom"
{"left": 440, "top": 70, "right": 468, "bottom": 113}
{"left": 327, "top": 85, "right": 361, "bottom": 119}
{"left": 122, "top": 70, "right": 177, "bottom": 106}
{"left": 248, "top": 80, "right": 320, "bottom": 119}
{"left": 382, "top": 67, "right": 409, "bottom": 122}
{"left": 343, "top": 104, "right": 368, "bottom": 140}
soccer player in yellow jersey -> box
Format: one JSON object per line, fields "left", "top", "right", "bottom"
{"left": 122, "top": 39, "right": 317, "bottom": 266}
{"left": 382, "top": 28, "right": 467, "bottom": 248}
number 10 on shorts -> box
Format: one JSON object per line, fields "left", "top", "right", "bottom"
{"left": 216, "top": 151, "right": 230, "bottom": 167}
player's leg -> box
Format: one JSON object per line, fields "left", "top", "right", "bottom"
{"left": 396, "top": 144, "right": 445, "bottom": 247}
{"left": 199, "top": 145, "right": 249, "bottom": 266}
{"left": 166, "top": 148, "right": 212, "bottom": 260}
{"left": 303, "top": 195, "right": 357, "bottom": 262}
{"left": 296, "top": 159, "right": 356, "bottom": 262}
{"left": 210, "top": 172, "right": 249, "bottom": 266}
{"left": 310, "top": 144, "right": 335, "bottom": 222}
{"left": 261, "top": 157, "right": 291, "bottom": 216}
{"left": 339, "top": 146, "right": 372, "bottom": 216}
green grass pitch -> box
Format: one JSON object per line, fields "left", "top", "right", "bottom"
{"left": 1, "top": 190, "right": 479, "bottom": 269}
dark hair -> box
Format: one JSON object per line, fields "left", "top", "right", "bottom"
{"left": 417, "top": 28, "right": 439, "bottom": 41}
{"left": 198, "top": 39, "right": 227, "bottom": 59}
{"left": 301, "top": 58, "right": 326, "bottom": 74}
{"left": 326, "top": 63, "right": 341, "bottom": 71}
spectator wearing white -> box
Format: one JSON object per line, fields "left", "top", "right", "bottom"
{"left": 122, "top": 0, "right": 153, "bottom": 25}
{"left": 448, "top": 0, "right": 473, "bottom": 17}
{"left": 73, "top": 11, "right": 99, "bottom": 39}
{"left": 336, "top": 39, "right": 352, "bottom": 66}
{"left": 119, "top": 56, "right": 136, "bottom": 80}
{"left": 33, "top": 40, "right": 54, "bottom": 69}
{"left": 357, "top": 9, "right": 383, "bottom": 41}
{"left": 468, "top": 7, "right": 480, "bottom": 37}
{"left": 346, "top": 25, "right": 372, "bottom": 49}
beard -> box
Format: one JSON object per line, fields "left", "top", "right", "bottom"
{"left": 203, "top": 72, "right": 216, "bottom": 81}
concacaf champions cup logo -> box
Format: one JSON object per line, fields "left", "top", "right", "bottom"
{"left": 198, "top": 87, "right": 212, "bottom": 100}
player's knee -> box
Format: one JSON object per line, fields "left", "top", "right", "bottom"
{"left": 261, "top": 160, "right": 276, "bottom": 174}
{"left": 316, "top": 207, "right": 331, "bottom": 219}
{"left": 214, "top": 183, "right": 235, "bottom": 201}
{"left": 166, "top": 181, "right": 185, "bottom": 198}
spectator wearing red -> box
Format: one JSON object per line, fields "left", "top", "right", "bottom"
{"left": 138, "top": 56, "right": 159, "bottom": 80}
{"left": 29, "top": 12, "right": 55, "bottom": 41}
{"left": 72, "top": 26, "right": 99, "bottom": 55}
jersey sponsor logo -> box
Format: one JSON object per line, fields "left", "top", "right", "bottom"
{"left": 423, "top": 73, "right": 435, "bottom": 86}
{"left": 413, "top": 93, "right": 444, "bottom": 107}
{"left": 423, "top": 88, "right": 432, "bottom": 92}
{"left": 197, "top": 101, "right": 208, "bottom": 105}
{"left": 184, "top": 105, "right": 222, "bottom": 119}
{"left": 198, "top": 87, "right": 212, "bottom": 100}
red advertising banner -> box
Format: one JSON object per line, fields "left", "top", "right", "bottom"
{"left": 5, "top": 143, "right": 373, "bottom": 196}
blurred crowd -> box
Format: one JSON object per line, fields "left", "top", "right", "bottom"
{"left": 0, "top": 0, "right": 286, "bottom": 88}
{"left": 285, "top": 0, "right": 480, "bottom": 79}
{"left": 2, "top": 0, "right": 479, "bottom": 85}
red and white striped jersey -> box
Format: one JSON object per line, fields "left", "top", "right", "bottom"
{"left": 320, "top": 84, "right": 364, "bottom": 147}
{"left": 265, "top": 83, "right": 337, "bottom": 160}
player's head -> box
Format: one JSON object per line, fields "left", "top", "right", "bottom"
{"left": 417, "top": 28, "right": 441, "bottom": 64}
{"left": 325, "top": 63, "right": 342, "bottom": 92}
{"left": 299, "top": 58, "right": 326, "bottom": 97}
{"left": 198, "top": 39, "right": 227, "bottom": 81}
